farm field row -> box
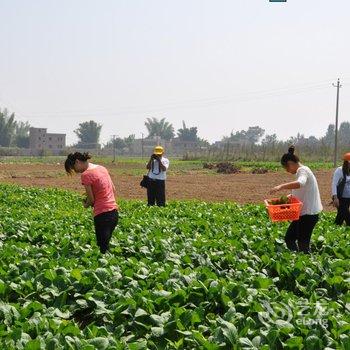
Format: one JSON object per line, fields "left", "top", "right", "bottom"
{"left": 0, "top": 185, "right": 348, "bottom": 349}
{"left": 0, "top": 162, "right": 336, "bottom": 211}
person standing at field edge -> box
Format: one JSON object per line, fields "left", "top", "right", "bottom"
{"left": 332, "top": 152, "right": 350, "bottom": 226}
{"left": 146, "top": 146, "right": 169, "bottom": 206}
{"left": 270, "top": 146, "right": 323, "bottom": 254}
{"left": 64, "top": 152, "right": 118, "bottom": 254}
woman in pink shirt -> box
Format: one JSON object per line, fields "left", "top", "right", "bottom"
{"left": 64, "top": 152, "right": 118, "bottom": 254}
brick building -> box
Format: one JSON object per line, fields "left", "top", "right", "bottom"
{"left": 29, "top": 127, "right": 66, "bottom": 155}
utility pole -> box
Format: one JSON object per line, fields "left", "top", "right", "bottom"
{"left": 112, "top": 135, "right": 116, "bottom": 163}
{"left": 141, "top": 133, "right": 144, "bottom": 159}
{"left": 332, "top": 79, "right": 342, "bottom": 167}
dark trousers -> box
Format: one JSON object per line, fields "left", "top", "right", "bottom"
{"left": 335, "top": 198, "right": 350, "bottom": 226}
{"left": 93, "top": 209, "right": 118, "bottom": 254}
{"left": 285, "top": 215, "right": 319, "bottom": 254}
{"left": 147, "top": 179, "right": 166, "bottom": 207}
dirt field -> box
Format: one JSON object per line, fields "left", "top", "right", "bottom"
{"left": 0, "top": 162, "right": 335, "bottom": 211}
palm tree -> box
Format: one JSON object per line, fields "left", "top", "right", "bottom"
{"left": 144, "top": 117, "right": 174, "bottom": 141}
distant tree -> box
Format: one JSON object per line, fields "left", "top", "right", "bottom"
{"left": 124, "top": 134, "right": 136, "bottom": 147}
{"left": 109, "top": 137, "right": 126, "bottom": 149}
{"left": 145, "top": 117, "right": 174, "bottom": 141}
{"left": 305, "top": 136, "right": 319, "bottom": 147}
{"left": 262, "top": 134, "right": 278, "bottom": 147}
{"left": 0, "top": 108, "right": 16, "bottom": 147}
{"left": 323, "top": 124, "right": 335, "bottom": 147}
{"left": 177, "top": 121, "right": 199, "bottom": 142}
{"left": 74, "top": 120, "right": 102, "bottom": 149}
{"left": 320, "top": 122, "right": 350, "bottom": 149}
{"left": 225, "top": 130, "right": 247, "bottom": 143}
{"left": 339, "top": 122, "right": 350, "bottom": 147}
{"left": 297, "top": 135, "right": 320, "bottom": 154}
{"left": 223, "top": 126, "right": 265, "bottom": 145}
{"left": 198, "top": 138, "right": 210, "bottom": 147}
{"left": 104, "top": 134, "right": 136, "bottom": 150}
{"left": 245, "top": 126, "right": 265, "bottom": 144}
{"left": 14, "top": 121, "right": 30, "bottom": 148}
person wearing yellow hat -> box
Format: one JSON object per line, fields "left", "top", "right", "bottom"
{"left": 146, "top": 146, "right": 169, "bottom": 206}
{"left": 332, "top": 152, "right": 350, "bottom": 226}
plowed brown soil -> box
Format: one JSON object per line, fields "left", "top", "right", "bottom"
{"left": 0, "top": 163, "right": 334, "bottom": 211}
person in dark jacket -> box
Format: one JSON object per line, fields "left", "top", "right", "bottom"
{"left": 332, "top": 152, "right": 350, "bottom": 226}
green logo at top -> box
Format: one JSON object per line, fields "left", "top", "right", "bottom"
{"left": 270, "top": 0, "right": 287, "bottom": 2}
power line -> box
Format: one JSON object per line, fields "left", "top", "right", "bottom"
{"left": 19, "top": 79, "right": 335, "bottom": 116}
{"left": 17, "top": 82, "right": 333, "bottom": 119}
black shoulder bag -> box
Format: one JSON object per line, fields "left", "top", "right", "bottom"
{"left": 140, "top": 175, "right": 149, "bottom": 188}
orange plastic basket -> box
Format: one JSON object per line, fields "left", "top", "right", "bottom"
{"left": 264, "top": 195, "right": 303, "bottom": 222}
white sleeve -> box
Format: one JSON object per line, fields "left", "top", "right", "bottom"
{"left": 161, "top": 158, "right": 169, "bottom": 170}
{"left": 332, "top": 168, "right": 342, "bottom": 196}
{"left": 297, "top": 168, "right": 308, "bottom": 187}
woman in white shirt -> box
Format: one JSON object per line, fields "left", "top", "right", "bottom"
{"left": 146, "top": 146, "right": 170, "bottom": 206}
{"left": 270, "top": 146, "right": 323, "bottom": 254}
{"left": 332, "top": 153, "right": 350, "bottom": 226}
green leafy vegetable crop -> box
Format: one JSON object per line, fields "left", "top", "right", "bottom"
{"left": 268, "top": 196, "right": 290, "bottom": 206}
{"left": 0, "top": 185, "right": 348, "bottom": 349}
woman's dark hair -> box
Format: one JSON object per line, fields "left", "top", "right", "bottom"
{"left": 64, "top": 152, "right": 91, "bottom": 174}
{"left": 280, "top": 146, "right": 300, "bottom": 167}
{"left": 343, "top": 160, "right": 350, "bottom": 176}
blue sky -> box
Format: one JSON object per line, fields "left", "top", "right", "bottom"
{"left": 0, "top": 0, "right": 349, "bottom": 145}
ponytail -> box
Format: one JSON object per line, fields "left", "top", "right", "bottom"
{"left": 343, "top": 160, "right": 350, "bottom": 176}
{"left": 65, "top": 152, "right": 91, "bottom": 174}
{"left": 281, "top": 146, "right": 300, "bottom": 167}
